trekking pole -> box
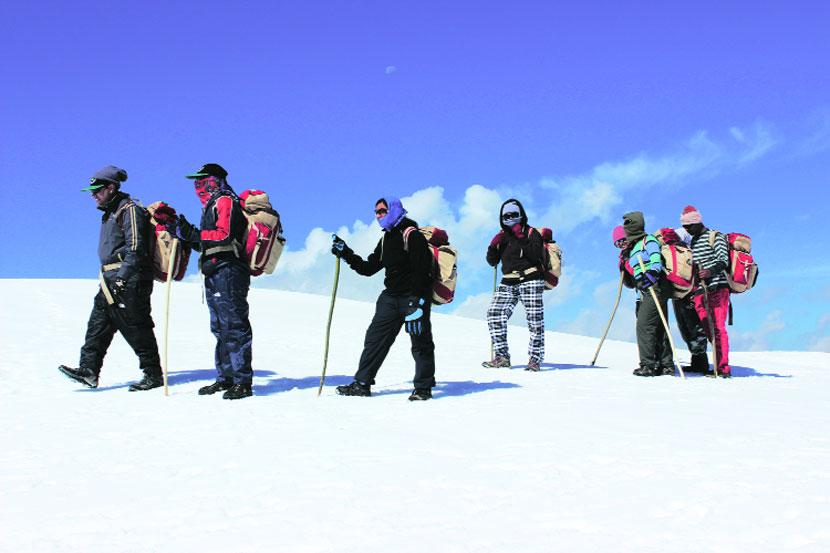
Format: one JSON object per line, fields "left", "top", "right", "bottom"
{"left": 700, "top": 280, "right": 718, "bottom": 378}
{"left": 318, "top": 254, "right": 341, "bottom": 396}
{"left": 162, "top": 238, "right": 178, "bottom": 396}
{"left": 636, "top": 257, "right": 685, "bottom": 379}
{"left": 590, "top": 272, "right": 624, "bottom": 366}
{"left": 490, "top": 265, "right": 498, "bottom": 360}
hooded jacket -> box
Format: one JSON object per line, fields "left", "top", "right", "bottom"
{"left": 98, "top": 191, "right": 152, "bottom": 282}
{"left": 486, "top": 198, "right": 546, "bottom": 283}
{"left": 343, "top": 207, "right": 433, "bottom": 299}
{"left": 621, "top": 211, "right": 663, "bottom": 282}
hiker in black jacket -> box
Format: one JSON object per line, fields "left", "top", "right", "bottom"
{"left": 483, "top": 199, "right": 547, "bottom": 372}
{"left": 331, "top": 196, "right": 436, "bottom": 401}
{"left": 175, "top": 163, "right": 255, "bottom": 400}
{"left": 59, "top": 166, "right": 163, "bottom": 391}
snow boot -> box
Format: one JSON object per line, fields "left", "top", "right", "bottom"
{"left": 223, "top": 383, "right": 253, "bottom": 400}
{"left": 683, "top": 353, "right": 710, "bottom": 373}
{"left": 336, "top": 381, "right": 371, "bottom": 397}
{"left": 633, "top": 366, "right": 659, "bottom": 377}
{"left": 129, "top": 373, "right": 164, "bottom": 392}
{"left": 482, "top": 355, "right": 511, "bottom": 369}
{"left": 706, "top": 368, "right": 732, "bottom": 379}
{"left": 408, "top": 388, "right": 432, "bottom": 401}
{"left": 58, "top": 365, "right": 98, "bottom": 388}
{"left": 199, "top": 380, "right": 233, "bottom": 395}
{"left": 660, "top": 366, "right": 675, "bottom": 376}
{"left": 524, "top": 361, "right": 541, "bottom": 372}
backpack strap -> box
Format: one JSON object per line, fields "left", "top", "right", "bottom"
{"left": 402, "top": 226, "right": 416, "bottom": 252}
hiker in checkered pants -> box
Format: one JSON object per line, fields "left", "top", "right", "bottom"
{"left": 483, "top": 199, "right": 547, "bottom": 372}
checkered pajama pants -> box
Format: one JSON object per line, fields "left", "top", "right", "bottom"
{"left": 487, "top": 279, "right": 545, "bottom": 363}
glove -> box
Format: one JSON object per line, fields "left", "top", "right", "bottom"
{"left": 154, "top": 205, "right": 179, "bottom": 234}
{"left": 698, "top": 268, "right": 712, "bottom": 282}
{"left": 638, "top": 270, "right": 660, "bottom": 290}
{"left": 404, "top": 297, "right": 425, "bottom": 335}
{"left": 489, "top": 232, "right": 506, "bottom": 248}
{"left": 511, "top": 223, "right": 526, "bottom": 240}
{"left": 110, "top": 278, "right": 127, "bottom": 308}
{"left": 331, "top": 234, "right": 354, "bottom": 259}
{"left": 176, "top": 214, "right": 198, "bottom": 242}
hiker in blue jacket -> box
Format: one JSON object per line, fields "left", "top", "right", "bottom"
{"left": 330, "top": 196, "right": 436, "bottom": 401}
{"left": 59, "top": 165, "right": 163, "bottom": 391}
{"left": 622, "top": 211, "right": 674, "bottom": 376}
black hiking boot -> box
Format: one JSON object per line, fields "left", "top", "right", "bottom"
{"left": 408, "top": 388, "right": 432, "bottom": 401}
{"left": 706, "top": 369, "right": 732, "bottom": 379}
{"left": 336, "top": 381, "right": 371, "bottom": 397}
{"left": 199, "top": 380, "right": 233, "bottom": 395}
{"left": 223, "top": 383, "right": 253, "bottom": 400}
{"left": 128, "top": 373, "right": 164, "bottom": 391}
{"left": 58, "top": 365, "right": 99, "bottom": 388}
{"left": 633, "top": 366, "right": 659, "bottom": 377}
{"left": 683, "top": 354, "right": 710, "bottom": 373}
{"left": 660, "top": 366, "right": 676, "bottom": 376}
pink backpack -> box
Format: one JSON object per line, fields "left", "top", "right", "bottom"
{"left": 709, "top": 231, "right": 758, "bottom": 294}
{"left": 238, "top": 190, "right": 286, "bottom": 277}
{"left": 653, "top": 228, "right": 694, "bottom": 299}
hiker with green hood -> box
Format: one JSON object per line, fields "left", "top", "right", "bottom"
{"left": 621, "top": 211, "right": 674, "bottom": 376}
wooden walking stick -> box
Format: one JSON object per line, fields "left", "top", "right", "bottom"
{"left": 318, "top": 255, "right": 341, "bottom": 396}
{"left": 637, "top": 257, "right": 685, "bottom": 379}
{"left": 590, "top": 272, "right": 624, "bottom": 366}
{"left": 700, "top": 280, "right": 718, "bottom": 378}
{"left": 490, "top": 265, "right": 498, "bottom": 360}
{"left": 162, "top": 238, "right": 179, "bottom": 396}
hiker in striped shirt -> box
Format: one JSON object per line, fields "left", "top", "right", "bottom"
{"left": 681, "top": 205, "right": 731, "bottom": 378}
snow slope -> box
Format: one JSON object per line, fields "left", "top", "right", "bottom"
{"left": 1, "top": 279, "right": 828, "bottom": 553}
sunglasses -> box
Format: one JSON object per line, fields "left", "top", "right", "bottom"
{"left": 375, "top": 208, "right": 388, "bottom": 216}
{"left": 614, "top": 238, "right": 627, "bottom": 248}
{"left": 502, "top": 211, "right": 520, "bottom": 221}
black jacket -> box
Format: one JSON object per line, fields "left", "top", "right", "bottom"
{"left": 179, "top": 193, "right": 248, "bottom": 276}
{"left": 344, "top": 217, "right": 433, "bottom": 299}
{"left": 97, "top": 192, "right": 152, "bottom": 282}
{"left": 486, "top": 198, "right": 546, "bottom": 284}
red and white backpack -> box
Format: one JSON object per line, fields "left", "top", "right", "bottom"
{"left": 403, "top": 226, "right": 458, "bottom": 305}
{"left": 238, "top": 190, "right": 286, "bottom": 277}
{"left": 528, "top": 227, "right": 562, "bottom": 289}
{"left": 709, "top": 231, "right": 758, "bottom": 294}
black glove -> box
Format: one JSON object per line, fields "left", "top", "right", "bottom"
{"left": 110, "top": 278, "right": 127, "bottom": 308}
{"left": 637, "top": 269, "right": 661, "bottom": 291}
{"left": 176, "top": 214, "right": 198, "bottom": 243}
{"left": 331, "top": 234, "right": 353, "bottom": 259}
{"left": 404, "top": 296, "right": 425, "bottom": 335}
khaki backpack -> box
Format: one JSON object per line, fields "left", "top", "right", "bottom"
{"left": 403, "top": 226, "right": 458, "bottom": 305}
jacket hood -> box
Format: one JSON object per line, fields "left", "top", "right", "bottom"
{"left": 499, "top": 198, "right": 528, "bottom": 232}
{"left": 622, "top": 211, "right": 647, "bottom": 243}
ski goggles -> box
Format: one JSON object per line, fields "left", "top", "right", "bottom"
{"left": 375, "top": 207, "right": 388, "bottom": 216}
{"left": 502, "top": 211, "right": 520, "bottom": 221}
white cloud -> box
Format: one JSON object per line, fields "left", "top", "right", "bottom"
{"left": 806, "top": 313, "right": 830, "bottom": 353}
{"left": 733, "top": 309, "right": 786, "bottom": 352}
{"left": 385, "top": 65, "right": 396, "bottom": 75}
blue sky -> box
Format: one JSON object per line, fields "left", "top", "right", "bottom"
{"left": 2, "top": 1, "right": 829, "bottom": 352}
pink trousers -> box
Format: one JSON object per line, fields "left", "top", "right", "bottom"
{"left": 693, "top": 287, "right": 730, "bottom": 374}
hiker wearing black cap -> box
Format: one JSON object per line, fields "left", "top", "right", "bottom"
{"left": 59, "top": 166, "right": 164, "bottom": 391}
{"left": 330, "top": 196, "right": 436, "bottom": 401}
{"left": 174, "top": 163, "right": 254, "bottom": 399}
{"left": 482, "top": 199, "right": 547, "bottom": 372}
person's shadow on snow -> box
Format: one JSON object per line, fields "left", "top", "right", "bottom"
{"left": 539, "top": 363, "right": 603, "bottom": 371}
{"left": 682, "top": 364, "right": 792, "bottom": 379}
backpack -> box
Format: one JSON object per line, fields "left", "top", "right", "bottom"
{"left": 528, "top": 227, "right": 562, "bottom": 289}
{"left": 403, "top": 226, "right": 458, "bottom": 305}
{"left": 145, "top": 201, "right": 192, "bottom": 282}
{"left": 238, "top": 190, "right": 286, "bottom": 277}
{"left": 709, "top": 231, "right": 758, "bottom": 294}
{"left": 653, "top": 228, "right": 694, "bottom": 299}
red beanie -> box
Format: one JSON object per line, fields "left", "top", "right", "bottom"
{"left": 680, "top": 205, "right": 702, "bottom": 225}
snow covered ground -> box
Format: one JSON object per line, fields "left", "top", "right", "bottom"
{"left": 1, "top": 279, "right": 828, "bottom": 553}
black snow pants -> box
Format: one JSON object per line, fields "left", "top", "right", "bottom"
{"left": 635, "top": 278, "right": 673, "bottom": 370}
{"left": 204, "top": 262, "right": 253, "bottom": 385}
{"left": 672, "top": 295, "right": 708, "bottom": 358}
{"left": 354, "top": 291, "right": 436, "bottom": 389}
{"left": 80, "top": 276, "right": 162, "bottom": 377}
